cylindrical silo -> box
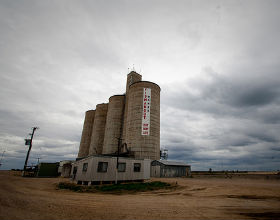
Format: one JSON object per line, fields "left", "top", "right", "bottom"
{"left": 88, "top": 103, "right": 108, "bottom": 155}
{"left": 102, "top": 95, "right": 125, "bottom": 154}
{"left": 77, "top": 110, "right": 95, "bottom": 159}
{"left": 122, "top": 71, "right": 142, "bottom": 141}
{"left": 125, "top": 81, "right": 160, "bottom": 160}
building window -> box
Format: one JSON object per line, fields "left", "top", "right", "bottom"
{"left": 134, "top": 163, "right": 141, "bottom": 172}
{"left": 118, "top": 163, "right": 126, "bottom": 172}
{"left": 97, "top": 162, "right": 108, "bottom": 172}
{"left": 82, "top": 163, "right": 88, "bottom": 172}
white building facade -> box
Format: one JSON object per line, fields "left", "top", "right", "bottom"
{"left": 71, "top": 155, "right": 151, "bottom": 185}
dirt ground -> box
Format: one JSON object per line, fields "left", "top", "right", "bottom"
{"left": 0, "top": 171, "right": 280, "bottom": 220}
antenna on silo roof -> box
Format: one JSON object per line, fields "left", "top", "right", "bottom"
{"left": 132, "top": 64, "right": 135, "bottom": 71}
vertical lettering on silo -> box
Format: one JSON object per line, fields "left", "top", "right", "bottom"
{"left": 142, "top": 88, "right": 151, "bottom": 135}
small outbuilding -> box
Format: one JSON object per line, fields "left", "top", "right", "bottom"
{"left": 58, "top": 160, "right": 73, "bottom": 178}
{"left": 36, "top": 162, "right": 59, "bottom": 177}
{"left": 151, "top": 160, "right": 191, "bottom": 177}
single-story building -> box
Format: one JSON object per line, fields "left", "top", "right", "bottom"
{"left": 151, "top": 160, "right": 191, "bottom": 177}
{"left": 71, "top": 155, "right": 151, "bottom": 185}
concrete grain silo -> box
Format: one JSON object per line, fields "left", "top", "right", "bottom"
{"left": 77, "top": 110, "right": 95, "bottom": 159}
{"left": 77, "top": 70, "right": 160, "bottom": 161}
{"left": 125, "top": 81, "right": 160, "bottom": 160}
{"left": 102, "top": 95, "right": 125, "bottom": 154}
{"left": 122, "top": 71, "right": 142, "bottom": 142}
{"left": 88, "top": 103, "right": 108, "bottom": 155}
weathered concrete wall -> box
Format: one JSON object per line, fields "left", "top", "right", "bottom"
{"left": 122, "top": 71, "right": 142, "bottom": 142}
{"left": 125, "top": 81, "right": 160, "bottom": 160}
{"left": 125, "top": 71, "right": 142, "bottom": 92}
{"left": 102, "top": 95, "right": 125, "bottom": 154}
{"left": 78, "top": 110, "right": 95, "bottom": 158}
{"left": 89, "top": 103, "right": 108, "bottom": 155}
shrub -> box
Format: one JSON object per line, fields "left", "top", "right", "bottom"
{"left": 57, "top": 181, "right": 172, "bottom": 193}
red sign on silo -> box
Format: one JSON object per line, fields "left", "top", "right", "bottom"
{"left": 142, "top": 88, "right": 151, "bottom": 135}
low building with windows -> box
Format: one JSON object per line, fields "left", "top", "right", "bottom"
{"left": 71, "top": 155, "right": 151, "bottom": 185}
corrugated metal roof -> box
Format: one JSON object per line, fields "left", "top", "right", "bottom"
{"left": 155, "top": 160, "right": 190, "bottom": 166}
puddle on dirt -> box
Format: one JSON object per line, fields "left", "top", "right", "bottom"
{"left": 156, "top": 192, "right": 182, "bottom": 196}
{"left": 189, "top": 187, "right": 207, "bottom": 191}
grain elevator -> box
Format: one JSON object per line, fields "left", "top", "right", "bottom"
{"left": 77, "top": 71, "right": 160, "bottom": 161}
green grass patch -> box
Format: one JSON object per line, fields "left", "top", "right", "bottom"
{"left": 58, "top": 182, "right": 85, "bottom": 192}
{"left": 57, "top": 181, "right": 174, "bottom": 194}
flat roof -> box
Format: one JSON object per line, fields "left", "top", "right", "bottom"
{"left": 75, "top": 155, "right": 150, "bottom": 163}
{"left": 154, "top": 160, "right": 190, "bottom": 167}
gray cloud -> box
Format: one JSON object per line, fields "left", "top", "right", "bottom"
{"left": 1, "top": 0, "right": 280, "bottom": 171}
{"left": 161, "top": 64, "right": 280, "bottom": 170}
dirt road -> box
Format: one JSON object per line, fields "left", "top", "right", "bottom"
{"left": 0, "top": 171, "right": 279, "bottom": 219}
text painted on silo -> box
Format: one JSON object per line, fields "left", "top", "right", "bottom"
{"left": 142, "top": 88, "right": 151, "bottom": 135}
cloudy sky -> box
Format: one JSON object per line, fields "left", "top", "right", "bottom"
{"left": 0, "top": 0, "right": 279, "bottom": 171}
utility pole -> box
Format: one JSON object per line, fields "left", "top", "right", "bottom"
{"left": 37, "top": 157, "right": 41, "bottom": 165}
{"left": 0, "top": 150, "right": 5, "bottom": 168}
{"left": 22, "top": 127, "right": 39, "bottom": 176}
{"left": 115, "top": 137, "right": 122, "bottom": 184}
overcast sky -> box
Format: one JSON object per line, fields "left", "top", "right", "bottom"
{"left": 0, "top": 0, "right": 279, "bottom": 171}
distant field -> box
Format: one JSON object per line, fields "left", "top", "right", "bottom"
{"left": 191, "top": 171, "right": 279, "bottom": 174}
{"left": 1, "top": 170, "right": 280, "bottom": 219}
{"left": 191, "top": 171, "right": 280, "bottom": 180}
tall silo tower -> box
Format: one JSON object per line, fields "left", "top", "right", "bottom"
{"left": 125, "top": 79, "right": 161, "bottom": 160}
{"left": 102, "top": 95, "right": 125, "bottom": 154}
{"left": 77, "top": 110, "right": 95, "bottom": 159}
{"left": 122, "top": 71, "right": 142, "bottom": 142}
{"left": 88, "top": 103, "right": 108, "bottom": 155}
